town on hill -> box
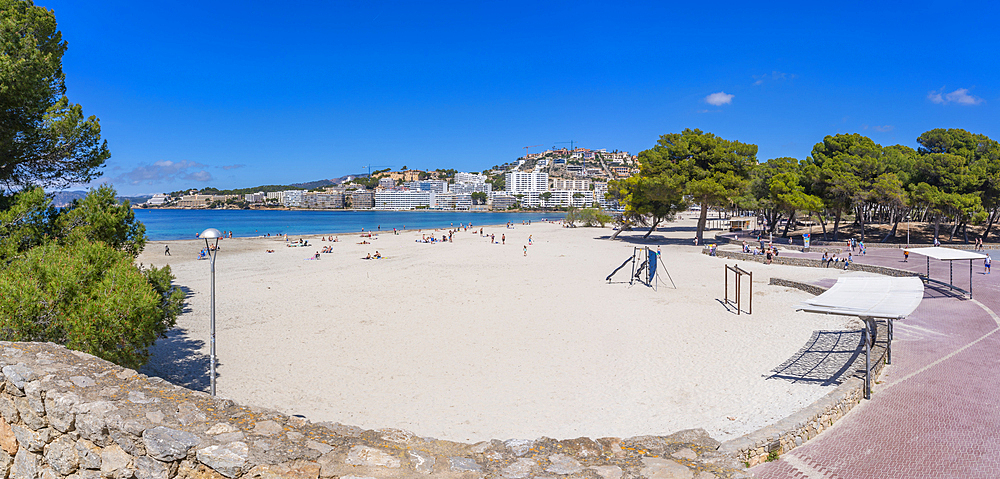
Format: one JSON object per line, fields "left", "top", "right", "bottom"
{"left": 139, "top": 147, "right": 639, "bottom": 211}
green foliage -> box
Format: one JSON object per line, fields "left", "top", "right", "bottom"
{"left": 637, "top": 129, "right": 757, "bottom": 241}
{"left": 0, "top": 186, "right": 184, "bottom": 368}
{"left": 0, "top": 0, "right": 109, "bottom": 192}
{"left": 0, "top": 187, "right": 57, "bottom": 259}
{"left": 470, "top": 191, "right": 488, "bottom": 205}
{"left": 55, "top": 185, "right": 146, "bottom": 257}
{"left": 565, "top": 208, "right": 612, "bottom": 227}
{"left": 607, "top": 175, "right": 686, "bottom": 238}
{"left": 0, "top": 241, "right": 177, "bottom": 369}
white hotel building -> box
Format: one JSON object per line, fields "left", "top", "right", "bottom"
{"left": 374, "top": 190, "right": 434, "bottom": 210}
{"left": 505, "top": 172, "right": 548, "bottom": 208}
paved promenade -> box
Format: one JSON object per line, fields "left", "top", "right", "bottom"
{"left": 752, "top": 244, "right": 1000, "bottom": 478}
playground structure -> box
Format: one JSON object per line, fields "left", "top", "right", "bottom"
{"left": 605, "top": 246, "right": 676, "bottom": 290}
{"left": 724, "top": 264, "right": 753, "bottom": 315}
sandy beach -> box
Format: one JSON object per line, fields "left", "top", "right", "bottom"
{"left": 138, "top": 217, "right": 870, "bottom": 443}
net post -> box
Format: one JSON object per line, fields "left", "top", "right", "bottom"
{"left": 749, "top": 271, "right": 753, "bottom": 315}
{"left": 864, "top": 318, "right": 872, "bottom": 400}
{"left": 725, "top": 264, "right": 729, "bottom": 305}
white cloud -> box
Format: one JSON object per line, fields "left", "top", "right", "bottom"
{"left": 873, "top": 125, "right": 894, "bottom": 132}
{"left": 220, "top": 164, "right": 246, "bottom": 170}
{"left": 112, "top": 160, "right": 213, "bottom": 185}
{"left": 928, "top": 87, "right": 983, "bottom": 105}
{"left": 752, "top": 71, "right": 792, "bottom": 86}
{"left": 705, "top": 92, "right": 734, "bottom": 106}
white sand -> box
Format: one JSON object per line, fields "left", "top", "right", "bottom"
{"left": 138, "top": 218, "right": 868, "bottom": 443}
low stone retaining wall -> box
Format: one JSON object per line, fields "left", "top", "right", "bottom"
{"left": 704, "top": 249, "right": 921, "bottom": 278}
{"left": 718, "top": 278, "right": 891, "bottom": 467}
{"left": 0, "top": 342, "right": 754, "bottom": 479}
{"left": 766, "top": 278, "right": 826, "bottom": 297}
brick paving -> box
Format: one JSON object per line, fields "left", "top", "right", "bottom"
{"left": 752, "top": 245, "right": 1000, "bottom": 478}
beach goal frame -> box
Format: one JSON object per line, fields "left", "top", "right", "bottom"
{"left": 724, "top": 264, "right": 752, "bottom": 315}
{"left": 605, "top": 246, "right": 676, "bottom": 290}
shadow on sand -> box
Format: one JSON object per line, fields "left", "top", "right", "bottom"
{"left": 767, "top": 329, "right": 865, "bottom": 386}
{"left": 139, "top": 285, "right": 218, "bottom": 392}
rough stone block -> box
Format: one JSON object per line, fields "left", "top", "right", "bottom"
{"left": 0, "top": 397, "right": 20, "bottom": 424}
{"left": 251, "top": 421, "right": 282, "bottom": 437}
{"left": 44, "top": 391, "right": 79, "bottom": 433}
{"left": 11, "top": 449, "right": 40, "bottom": 479}
{"left": 546, "top": 454, "right": 582, "bottom": 475}
{"left": 75, "top": 439, "right": 102, "bottom": 470}
{"left": 76, "top": 413, "right": 109, "bottom": 446}
{"left": 503, "top": 439, "right": 534, "bottom": 457}
{"left": 0, "top": 420, "right": 19, "bottom": 455}
{"left": 134, "top": 456, "right": 170, "bottom": 479}
{"left": 110, "top": 430, "right": 145, "bottom": 456}
{"left": 2, "top": 365, "right": 34, "bottom": 392}
{"left": 44, "top": 435, "right": 79, "bottom": 475}
{"left": 13, "top": 398, "right": 45, "bottom": 431}
{"left": 204, "top": 424, "right": 237, "bottom": 436}
{"left": 99, "top": 444, "right": 133, "bottom": 479}
{"left": 245, "top": 461, "right": 320, "bottom": 479}
{"left": 344, "top": 446, "right": 399, "bottom": 468}
{"left": 11, "top": 425, "right": 49, "bottom": 453}
{"left": 407, "top": 450, "right": 434, "bottom": 474}
{"left": 142, "top": 426, "right": 201, "bottom": 462}
{"left": 448, "top": 457, "right": 481, "bottom": 472}
{"left": 501, "top": 457, "right": 535, "bottom": 479}
{"left": 0, "top": 450, "right": 12, "bottom": 479}
{"left": 590, "top": 465, "right": 623, "bottom": 479}
{"left": 196, "top": 442, "right": 249, "bottom": 478}
{"left": 640, "top": 457, "right": 693, "bottom": 479}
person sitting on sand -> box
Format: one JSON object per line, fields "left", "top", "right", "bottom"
{"left": 374, "top": 251, "right": 381, "bottom": 259}
{"left": 364, "top": 253, "right": 371, "bottom": 260}
{"left": 315, "top": 252, "right": 321, "bottom": 260}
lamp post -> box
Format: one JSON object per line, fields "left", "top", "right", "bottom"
{"left": 200, "top": 227, "right": 222, "bottom": 396}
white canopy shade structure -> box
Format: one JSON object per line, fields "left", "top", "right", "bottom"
{"left": 796, "top": 276, "right": 924, "bottom": 320}
{"left": 904, "top": 247, "right": 986, "bottom": 298}
{"left": 795, "top": 276, "right": 925, "bottom": 399}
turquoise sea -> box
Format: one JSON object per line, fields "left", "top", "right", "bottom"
{"left": 133, "top": 209, "right": 564, "bottom": 241}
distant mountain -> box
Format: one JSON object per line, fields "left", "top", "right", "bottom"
{"left": 51, "top": 190, "right": 87, "bottom": 207}
{"left": 51, "top": 190, "right": 151, "bottom": 207}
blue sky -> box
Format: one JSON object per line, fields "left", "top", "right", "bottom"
{"left": 41, "top": 0, "right": 999, "bottom": 196}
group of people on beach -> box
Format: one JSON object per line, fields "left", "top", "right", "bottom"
{"left": 821, "top": 251, "right": 852, "bottom": 269}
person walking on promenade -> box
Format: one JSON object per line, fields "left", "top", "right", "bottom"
{"left": 986, "top": 254, "right": 992, "bottom": 274}
{"left": 164, "top": 245, "right": 170, "bottom": 256}
{"left": 904, "top": 250, "right": 909, "bottom": 262}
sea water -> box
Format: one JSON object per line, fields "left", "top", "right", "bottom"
{"left": 133, "top": 209, "right": 563, "bottom": 241}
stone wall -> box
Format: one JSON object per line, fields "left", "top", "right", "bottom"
{"left": 719, "top": 279, "right": 891, "bottom": 466}
{"left": 705, "top": 249, "right": 921, "bottom": 278}
{"left": 0, "top": 342, "right": 754, "bottom": 479}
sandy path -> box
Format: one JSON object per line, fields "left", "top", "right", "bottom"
{"left": 139, "top": 218, "right": 867, "bottom": 443}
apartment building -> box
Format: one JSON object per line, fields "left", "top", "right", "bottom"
{"left": 350, "top": 189, "right": 374, "bottom": 209}
{"left": 505, "top": 172, "right": 548, "bottom": 194}
{"left": 302, "top": 191, "right": 344, "bottom": 209}
{"left": 454, "top": 172, "right": 486, "bottom": 184}
{"left": 450, "top": 182, "right": 492, "bottom": 194}
{"left": 282, "top": 190, "right": 306, "bottom": 207}
{"left": 404, "top": 179, "right": 448, "bottom": 193}
{"left": 176, "top": 195, "right": 213, "bottom": 208}
{"left": 374, "top": 190, "right": 433, "bottom": 210}
{"left": 378, "top": 177, "right": 396, "bottom": 188}
{"left": 550, "top": 178, "right": 591, "bottom": 191}
{"left": 545, "top": 190, "right": 594, "bottom": 208}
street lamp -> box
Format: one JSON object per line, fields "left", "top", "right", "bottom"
{"left": 200, "top": 227, "right": 222, "bottom": 396}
